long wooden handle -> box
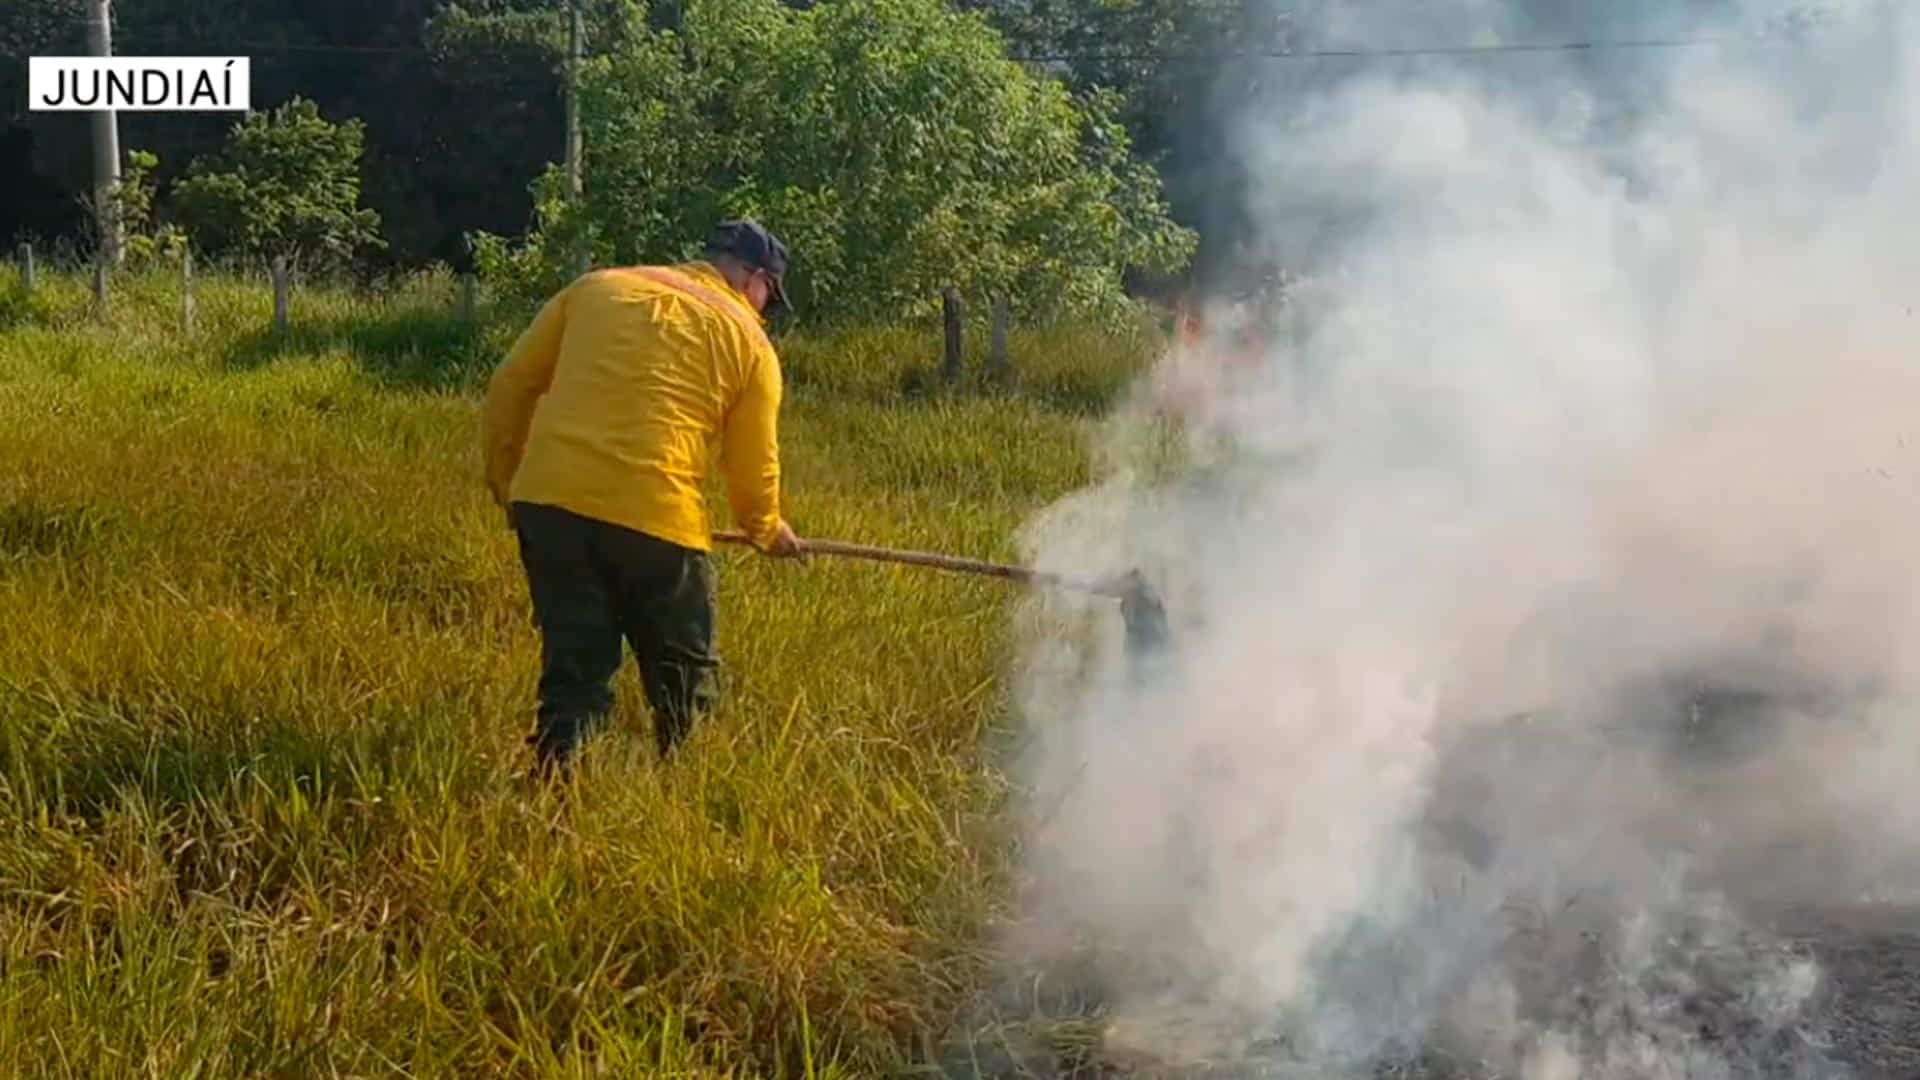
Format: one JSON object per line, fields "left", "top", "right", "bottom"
{"left": 711, "top": 529, "right": 1124, "bottom": 597}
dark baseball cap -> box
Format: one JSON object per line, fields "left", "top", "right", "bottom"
{"left": 703, "top": 219, "right": 791, "bottom": 314}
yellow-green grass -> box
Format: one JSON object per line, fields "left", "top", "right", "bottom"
{"left": 0, "top": 262, "right": 1159, "bottom": 1077}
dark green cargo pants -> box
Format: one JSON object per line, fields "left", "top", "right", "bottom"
{"left": 509, "top": 500, "right": 719, "bottom": 771}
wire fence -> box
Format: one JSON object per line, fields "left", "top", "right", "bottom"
{"left": 3, "top": 239, "right": 1027, "bottom": 382}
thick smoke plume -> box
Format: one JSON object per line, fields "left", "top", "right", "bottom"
{"left": 1002, "top": 2, "right": 1920, "bottom": 1075}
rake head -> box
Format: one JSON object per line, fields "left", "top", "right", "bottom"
{"left": 1107, "top": 568, "right": 1171, "bottom": 665}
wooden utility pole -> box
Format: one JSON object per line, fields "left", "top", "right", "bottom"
{"left": 564, "top": 0, "right": 588, "bottom": 274}
{"left": 86, "top": 0, "right": 123, "bottom": 266}
{"left": 565, "top": 0, "right": 583, "bottom": 200}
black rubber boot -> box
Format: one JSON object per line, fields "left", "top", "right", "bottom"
{"left": 527, "top": 710, "right": 606, "bottom": 779}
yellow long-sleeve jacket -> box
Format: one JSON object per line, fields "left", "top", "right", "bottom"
{"left": 479, "top": 261, "right": 785, "bottom": 553}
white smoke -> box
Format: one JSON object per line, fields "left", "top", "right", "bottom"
{"left": 1002, "top": 2, "right": 1920, "bottom": 1075}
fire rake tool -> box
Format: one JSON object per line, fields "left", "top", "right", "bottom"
{"left": 711, "top": 529, "right": 1170, "bottom": 662}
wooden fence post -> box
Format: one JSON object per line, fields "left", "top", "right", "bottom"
{"left": 942, "top": 287, "right": 964, "bottom": 381}
{"left": 181, "top": 248, "right": 197, "bottom": 333}
{"left": 461, "top": 272, "right": 478, "bottom": 321}
{"left": 271, "top": 256, "right": 290, "bottom": 335}
{"left": 988, "top": 293, "right": 1010, "bottom": 381}
{"left": 16, "top": 243, "right": 33, "bottom": 294}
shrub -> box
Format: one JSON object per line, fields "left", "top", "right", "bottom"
{"left": 468, "top": 0, "right": 1195, "bottom": 326}
{"left": 172, "top": 97, "right": 385, "bottom": 274}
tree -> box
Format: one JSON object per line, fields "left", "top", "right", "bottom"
{"left": 473, "top": 0, "right": 1196, "bottom": 324}
{"left": 171, "top": 97, "right": 385, "bottom": 271}
{"left": 1, "top": 0, "right": 89, "bottom": 243}
{"left": 955, "top": 0, "right": 1296, "bottom": 291}
{"left": 112, "top": 149, "right": 188, "bottom": 266}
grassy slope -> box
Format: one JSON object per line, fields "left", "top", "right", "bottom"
{"left": 0, "top": 264, "right": 1158, "bottom": 1077}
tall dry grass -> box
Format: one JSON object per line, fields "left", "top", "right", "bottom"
{"left": 0, "top": 259, "right": 1162, "bottom": 1077}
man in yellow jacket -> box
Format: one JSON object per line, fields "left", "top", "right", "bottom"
{"left": 480, "top": 220, "right": 805, "bottom": 775}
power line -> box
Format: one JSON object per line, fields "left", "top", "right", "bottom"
{"left": 103, "top": 28, "right": 1828, "bottom": 63}
{"left": 1007, "top": 30, "right": 1819, "bottom": 64}
{"left": 134, "top": 37, "right": 1751, "bottom": 60}
{"left": 100, "top": 28, "right": 565, "bottom": 56}
{"left": 116, "top": 38, "right": 482, "bottom": 56}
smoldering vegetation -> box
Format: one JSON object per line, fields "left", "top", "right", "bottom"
{"left": 997, "top": 2, "right": 1920, "bottom": 1076}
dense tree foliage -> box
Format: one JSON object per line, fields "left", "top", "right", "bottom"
{"left": 169, "top": 98, "right": 385, "bottom": 271}
{"left": 471, "top": 0, "right": 1193, "bottom": 321}
{"left": 3, "top": 0, "right": 572, "bottom": 266}
{"left": 3, "top": 0, "right": 1834, "bottom": 304}
{"left": 0, "top": 0, "right": 1304, "bottom": 295}
{"left": 3, "top": 0, "right": 1197, "bottom": 320}
{"left": 954, "top": 0, "right": 1271, "bottom": 269}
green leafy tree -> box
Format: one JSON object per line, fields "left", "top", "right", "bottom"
{"left": 0, "top": 1, "right": 80, "bottom": 106}
{"left": 474, "top": 0, "right": 1195, "bottom": 324}
{"left": 957, "top": 0, "right": 1304, "bottom": 295}
{"left": 111, "top": 150, "right": 188, "bottom": 267}
{"left": 171, "top": 97, "right": 385, "bottom": 271}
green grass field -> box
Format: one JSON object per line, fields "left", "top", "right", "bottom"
{"left": 0, "top": 261, "right": 1163, "bottom": 1077}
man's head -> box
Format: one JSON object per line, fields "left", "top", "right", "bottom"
{"left": 702, "top": 219, "right": 791, "bottom": 316}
